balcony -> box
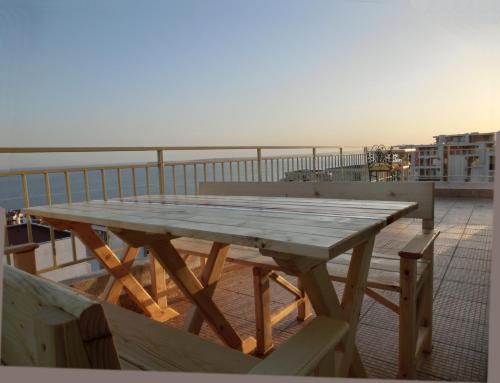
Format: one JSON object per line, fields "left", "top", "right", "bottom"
{"left": 1, "top": 146, "right": 494, "bottom": 381}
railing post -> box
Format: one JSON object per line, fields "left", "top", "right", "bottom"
{"left": 257, "top": 148, "right": 262, "bottom": 182}
{"left": 312, "top": 147, "right": 317, "bottom": 181}
{"left": 1, "top": 207, "right": 5, "bottom": 263}
{"left": 312, "top": 147, "right": 317, "bottom": 171}
{"left": 21, "top": 174, "right": 34, "bottom": 243}
{"left": 446, "top": 145, "right": 450, "bottom": 182}
{"left": 157, "top": 150, "right": 165, "bottom": 194}
{"left": 340, "top": 147, "right": 345, "bottom": 181}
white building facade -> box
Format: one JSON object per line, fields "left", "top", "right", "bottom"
{"left": 408, "top": 132, "right": 495, "bottom": 182}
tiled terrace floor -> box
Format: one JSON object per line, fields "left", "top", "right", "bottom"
{"left": 124, "top": 197, "right": 492, "bottom": 381}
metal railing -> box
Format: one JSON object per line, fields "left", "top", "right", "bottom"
{"left": 1, "top": 145, "right": 366, "bottom": 276}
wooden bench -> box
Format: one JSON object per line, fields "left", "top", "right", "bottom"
{"left": 172, "top": 181, "right": 439, "bottom": 379}
{"left": 1, "top": 264, "right": 349, "bottom": 377}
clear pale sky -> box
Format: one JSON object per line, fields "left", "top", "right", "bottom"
{"left": 1, "top": 0, "right": 499, "bottom": 164}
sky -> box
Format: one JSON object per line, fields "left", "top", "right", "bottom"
{"left": 1, "top": 0, "right": 499, "bottom": 167}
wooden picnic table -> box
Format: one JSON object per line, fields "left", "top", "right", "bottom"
{"left": 24, "top": 194, "right": 417, "bottom": 377}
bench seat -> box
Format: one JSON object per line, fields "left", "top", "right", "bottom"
{"left": 171, "top": 237, "right": 431, "bottom": 293}
{"left": 2, "top": 265, "right": 349, "bottom": 377}
{"left": 103, "top": 302, "right": 261, "bottom": 373}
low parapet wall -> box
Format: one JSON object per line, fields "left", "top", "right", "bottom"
{"left": 434, "top": 182, "right": 494, "bottom": 198}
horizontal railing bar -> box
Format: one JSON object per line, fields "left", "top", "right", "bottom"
{"left": 0, "top": 163, "right": 152, "bottom": 176}
{"left": 0, "top": 145, "right": 344, "bottom": 153}
{"left": 0, "top": 152, "right": 360, "bottom": 177}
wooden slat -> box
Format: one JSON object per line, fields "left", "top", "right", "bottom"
{"left": 399, "top": 257, "right": 418, "bottom": 379}
{"left": 172, "top": 237, "right": 422, "bottom": 292}
{"left": 329, "top": 252, "right": 429, "bottom": 275}
{"left": 198, "top": 181, "right": 432, "bottom": 219}
{"left": 365, "top": 288, "right": 399, "bottom": 314}
{"left": 85, "top": 200, "right": 374, "bottom": 235}
{"left": 31, "top": 199, "right": 390, "bottom": 234}
{"left": 2, "top": 265, "right": 120, "bottom": 369}
{"left": 103, "top": 246, "right": 140, "bottom": 304}
{"left": 25, "top": 193, "right": 415, "bottom": 261}
{"left": 399, "top": 230, "right": 440, "bottom": 259}
{"left": 286, "top": 262, "right": 353, "bottom": 377}
{"left": 269, "top": 272, "right": 302, "bottom": 298}
{"left": 270, "top": 299, "right": 304, "bottom": 326}
{"left": 253, "top": 267, "right": 274, "bottom": 356}
{"left": 338, "top": 236, "right": 375, "bottom": 377}
{"left": 248, "top": 316, "right": 349, "bottom": 377}
{"left": 134, "top": 233, "right": 256, "bottom": 353}
{"left": 33, "top": 307, "right": 91, "bottom": 368}
{"left": 149, "top": 253, "right": 168, "bottom": 309}
{"left": 415, "top": 326, "right": 431, "bottom": 361}
{"left": 45, "top": 219, "right": 178, "bottom": 322}
{"left": 4, "top": 242, "right": 39, "bottom": 255}
{"left": 122, "top": 193, "right": 417, "bottom": 212}
{"left": 297, "top": 277, "right": 312, "bottom": 321}
{"left": 186, "top": 242, "right": 230, "bottom": 334}
{"left": 102, "top": 302, "right": 260, "bottom": 373}
{"left": 31, "top": 203, "right": 385, "bottom": 260}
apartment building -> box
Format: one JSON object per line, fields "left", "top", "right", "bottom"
{"left": 407, "top": 132, "right": 495, "bottom": 182}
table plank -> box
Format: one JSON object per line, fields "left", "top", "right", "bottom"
{"left": 124, "top": 194, "right": 416, "bottom": 211}
{"left": 118, "top": 195, "right": 415, "bottom": 218}
{"left": 24, "top": 195, "right": 417, "bottom": 260}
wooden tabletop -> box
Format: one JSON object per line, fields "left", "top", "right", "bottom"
{"left": 24, "top": 194, "right": 417, "bottom": 260}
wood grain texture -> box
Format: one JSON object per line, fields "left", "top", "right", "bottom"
{"left": 102, "top": 302, "right": 261, "bottom": 373}
{"left": 248, "top": 316, "right": 349, "bottom": 377}
{"left": 25, "top": 193, "right": 415, "bottom": 260}
{"left": 103, "top": 246, "right": 140, "bottom": 304}
{"left": 398, "top": 230, "right": 440, "bottom": 259}
{"left": 54, "top": 221, "right": 178, "bottom": 322}
{"left": 199, "top": 181, "right": 431, "bottom": 219}
{"left": 134, "top": 233, "right": 256, "bottom": 353}
{"left": 185, "top": 242, "right": 230, "bottom": 334}
{"left": 253, "top": 267, "right": 273, "bottom": 356}
{"left": 2, "top": 265, "right": 120, "bottom": 369}
{"left": 149, "top": 253, "right": 168, "bottom": 309}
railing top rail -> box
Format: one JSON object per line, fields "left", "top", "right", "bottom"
{"left": 0, "top": 145, "right": 344, "bottom": 154}
{"left": 0, "top": 151, "right": 365, "bottom": 176}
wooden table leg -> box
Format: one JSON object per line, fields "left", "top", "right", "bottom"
{"left": 269, "top": 235, "right": 375, "bottom": 378}
{"left": 118, "top": 232, "right": 256, "bottom": 354}
{"left": 44, "top": 219, "right": 179, "bottom": 323}
{"left": 102, "top": 246, "right": 140, "bottom": 304}
{"left": 185, "top": 242, "right": 230, "bottom": 334}
{"left": 339, "top": 236, "right": 375, "bottom": 377}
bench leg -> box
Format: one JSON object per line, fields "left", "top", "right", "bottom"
{"left": 150, "top": 253, "right": 169, "bottom": 309}
{"left": 297, "top": 277, "right": 312, "bottom": 321}
{"left": 290, "top": 236, "right": 374, "bottom": 378}
{"left": 421, "top": 248, "right": 434, "bottom": 353}
{"left": 399, "top": 257, "right": 417, "bottom": 379}
{"left": 253, "top": 267, "right": 274, "bottom": 356}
